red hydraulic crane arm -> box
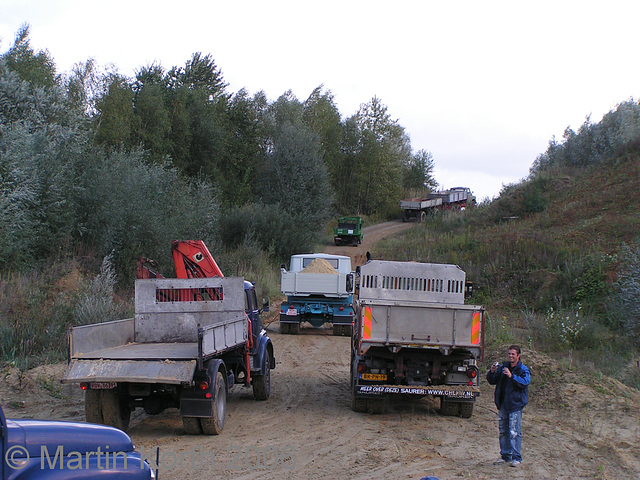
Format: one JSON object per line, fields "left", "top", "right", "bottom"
{"left": 171, "top": 240, "right": 224, "bottom": 279}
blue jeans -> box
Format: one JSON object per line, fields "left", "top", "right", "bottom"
{"left": 498, "top": 407, "right": 522, "bottom": 462}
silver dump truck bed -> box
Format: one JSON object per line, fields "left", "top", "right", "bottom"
{"left": 357, "top": 260, "right": 483, "bottom": 356}
{"left": 399, "top": 197, "right": 443, "bottom": 210}
{"left": 62, "top": 277, "right": 248, "bottom": 385}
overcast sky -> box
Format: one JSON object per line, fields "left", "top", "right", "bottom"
{"left": 2, "top": 0, "right": 639, "bottom": 201}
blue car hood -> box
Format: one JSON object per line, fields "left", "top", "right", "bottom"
{"left": 6, "top": 419, "right": 133, "bottom": 458}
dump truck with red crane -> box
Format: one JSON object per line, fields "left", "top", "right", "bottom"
{"left": 62, "top": 240, "right": 274, "bottom": 435}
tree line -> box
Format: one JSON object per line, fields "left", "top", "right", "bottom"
{"left": 0, "top": 25, "right": 436, "bottom": 276}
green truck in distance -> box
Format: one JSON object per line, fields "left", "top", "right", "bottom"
{"left": 333, "top": 216, "right": 364, "bottom": 246}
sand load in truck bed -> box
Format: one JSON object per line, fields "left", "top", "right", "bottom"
{"left": 301, "top": 258, "right": 338, "bottom": 274}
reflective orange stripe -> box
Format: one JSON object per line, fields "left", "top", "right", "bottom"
{"left": 471, "top": 312, "right": 480, "bottom": 345}
{"left": 363, "top": 307, "right": 372, "bottom": 339}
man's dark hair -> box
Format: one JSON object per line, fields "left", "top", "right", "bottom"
{"left": 508, "top": 344, "right": 521, "bottom": 355}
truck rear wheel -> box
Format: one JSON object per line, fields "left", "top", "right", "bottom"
{"left": 350, "top": 353, "right": 367, "bottom": 413}
{"left": 200, "top": 372, "right": 226, "bottom": 435}
{"left": 439, "top": 398, "right": 460, "bottom": 416}
{"left": 252, "top": 354, "right": 271, "bottom": 400}
{"left": 350, "top": 385, "right": 367, "bottom": 413}
{"left": 460, "top": 402, "right": 474, "bottom": 418}
{"left": 100, "top": 389, "right": 131, "bottom": 431}
{"left": 182, "top": 416, "right": 203, "bottom": 435}
{"left": 85, "top": 389, "right": 102, "bottom": 424}
{"left": 333, "top": 324, "right": 351, "bottom": 336}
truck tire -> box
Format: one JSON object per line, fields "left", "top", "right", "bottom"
{"left": 366, "top": 399, "right": 385, "bottom": 414}
{"left": 252, "top": 354, "right": 271, "bottom": 401}
{"left": 200, "top": 372, "right": 226, "bottom": 435}
{"left": 420, "top": 211, "right": 427, "bottom": 223}
{"left": 280, "top": 320, "right": 300, "bottom": 334}
{"left": 439, "top": 398, "right": 460, "bottom": 416}
{"left": 85, "top": 389, "right": 102, "bottom": 424}
{"left": 100, "top": 389, "right": 130, "bottom": 431}
{"left": 350, "top": 385, "right": 367, "bottom": 413}
{"left": 460, "top": 402, "right": 474, "bottom": 418}
{"left": 182, "top": 416, "right": 203, "bottom": 435}
{"left": 333, "top": 324, "right": 348, "bottom": 336}
{"left": 350, "top": 353, "right": 367, "bottom": 413}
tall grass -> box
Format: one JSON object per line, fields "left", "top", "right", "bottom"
{"left": 0, "top": 262, "right": 80, "bottom": 369}
{"left": 0, "top": 245, "right": 283, "bottom": 371}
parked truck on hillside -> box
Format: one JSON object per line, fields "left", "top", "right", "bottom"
{"left": 280, "top": 253, "right": 355, "bottom": 336}
{"left": 62, "top": 241, "right": 274, "bottom": 435}
{"left": 333, "top": 216, "right": 364, "bottom": 246}
{"left": 400, "top": 187, "right": 475, "bottom": 222}
{"left": 351, "top": 260, "right": 485, "bottom": 417}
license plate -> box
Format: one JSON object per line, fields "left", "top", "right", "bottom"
{"left": 90, "top": 382, "right": 116, "bottom": 389}
{"left": 361, "top": 373, "right": 387, "bottom": 381}
{"left": 286, "top": 308, "right": 298, "bottom": 316}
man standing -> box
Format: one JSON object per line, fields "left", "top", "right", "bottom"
{"left": 486, "top": 344, "right": 531, "bottom": 468}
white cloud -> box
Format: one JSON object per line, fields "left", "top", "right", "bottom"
{"left": 1, "top": 0, "right": 639, "bottom": 200}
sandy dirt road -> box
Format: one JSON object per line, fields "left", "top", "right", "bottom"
{"left": 2, "top": 221, "right": 639, "bottom": 480}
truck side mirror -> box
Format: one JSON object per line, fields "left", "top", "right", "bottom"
{"left": 346, "top": 273, "right": 354, "bottom": 293}
{"left": 465, "top": 281, "right": 473, "bottom": 300}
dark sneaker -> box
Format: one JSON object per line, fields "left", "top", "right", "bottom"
{"left": 510, "top": 460, "right": 521, "bottom": 467}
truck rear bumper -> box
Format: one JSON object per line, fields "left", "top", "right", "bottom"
{"left": 354, "top": 384, "right": 479, "bottom": 400}
{"left": 62, "top": 359, "right": 197, "bottom": 385}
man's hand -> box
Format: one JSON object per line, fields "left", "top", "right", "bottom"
{"left": 503, "top": 368, "right": 512, "bottom": 378}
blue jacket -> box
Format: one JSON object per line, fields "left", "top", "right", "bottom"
{"left": 486, "top": 360, "right": 530, "bottom": 413}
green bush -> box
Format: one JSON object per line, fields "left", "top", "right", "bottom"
{"left": 220, "top": 203, "right": 316, "bottom": 262}
{"left": 76, "top": 149, "right": 221, "bottom": 279}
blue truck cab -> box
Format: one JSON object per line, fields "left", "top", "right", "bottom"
{"left": 0, "top": 404, "right": 153, "bottom": 479}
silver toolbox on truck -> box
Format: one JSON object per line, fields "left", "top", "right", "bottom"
{"left": 281, "top": 271, "right": 352, "bottom": 297}
{"left": 63, "top": 276, "right": 248, "bottom": 385}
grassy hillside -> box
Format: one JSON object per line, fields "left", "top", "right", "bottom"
{"left": 375, "top": 156, "right": 640, "bottom": 387}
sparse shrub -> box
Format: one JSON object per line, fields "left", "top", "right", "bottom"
{"left": 617, "top": 244, "right": 640, "bottom": 346}
{"left": 485, "top": 313, "right": 515, "bottom": 346}
{"left": 216, "top": 243, "right": 281, "bottom": 302}
{"left": 73, "top": 254, "right": 129, "bottom": 325}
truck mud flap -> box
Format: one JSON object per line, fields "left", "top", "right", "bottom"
{"left": 62, "top": 359, "right": 197, "bottom": 385}
{"left": 355, "top": 384, "right": 479, "bottom": 400}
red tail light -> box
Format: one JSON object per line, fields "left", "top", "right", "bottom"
{"left": 80, "top": 382, "right": 88, "bottom": 391}
{"left": 339, "top": 306, "right": 344, "bottom": 311}
{"left": 198, "top": 381, "right": 209, "bottom": 391}
{"left": 466, "top": 367, "right": 478, "bottom": 379}
{"left": 357, "top": 363, "right": 368, "bottom": 374}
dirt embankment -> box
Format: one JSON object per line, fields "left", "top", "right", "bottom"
{"left": 2, "top": 221, "right": 640, "bottom": 480}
